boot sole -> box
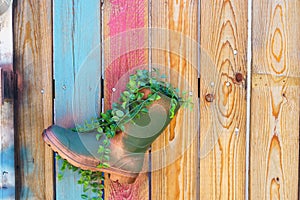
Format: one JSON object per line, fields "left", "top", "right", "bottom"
{"left": 42, "top": 127, "right": 139, "bottom": 181}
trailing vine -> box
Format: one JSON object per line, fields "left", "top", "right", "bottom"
{"left": 57, "top": 69, "right": 193, "bottom": 200}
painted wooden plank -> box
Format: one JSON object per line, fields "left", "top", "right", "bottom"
{"left": 13, "top": 0, "right": 53, "bottom": 199}
{"left": 0, "top": 2, "right": 14, "bottom": 195}
{"left": 250, "top": 0, "right": 300, "bottom": 199}
{"left": 150, "top": 1, "right": 199, "bottom": 199}
{"left": 199, "top": 0, "right": 248, "bottom": 199}
{"left": 53, "top": 0, "right": 101, "bottom": 199}
{"left": 0, "top": 2, "right": 14, "bottom": 199}
{"left": 102, "top": 0, "right": 150, "bottom": 199}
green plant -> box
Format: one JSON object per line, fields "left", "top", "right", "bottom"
{"left": 57, "top": 69, "right": 193, "bottom": 200}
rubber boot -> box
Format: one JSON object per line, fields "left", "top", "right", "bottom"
{"left": 43, "top": 92, "right": 180, "bottom": 184}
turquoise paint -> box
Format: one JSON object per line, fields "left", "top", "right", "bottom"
{"left": 54, "top": 0, "right": 101, "bottom": 199}
{"left": 0, "top": 146, "right": 15, "bottom": 200}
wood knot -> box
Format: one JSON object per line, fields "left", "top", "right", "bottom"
{"left": 205, "top": 93, "right": 214, "bottom": 102}
{"left": 235, "top": 72, "right": 244, "bottom": 83}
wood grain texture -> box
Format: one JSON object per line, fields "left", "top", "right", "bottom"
{"left": 0, "top": 2, "right": 15, "bottom": 199}
{"left": 13, "top": 0, "right": 53, "bottom": 199}
{"left": 250, "top": 0, "right": 300, "bottom": 199}
{"left": 103, "top": 0, "right": 149, "bottom": 199}
{"left": 53, "top": 0, "right": 101, "bottom": 199}
{"left": 199, "top": 0, "right": 247, "bottom": 199}
{"left": 150, "top": 1, "right": 198, "bottom": 199}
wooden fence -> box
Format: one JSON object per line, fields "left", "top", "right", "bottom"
{"left": 0, "top": 0, "right": 299, "bottom": 199}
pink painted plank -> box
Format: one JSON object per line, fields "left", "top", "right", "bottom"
{"left": 103, "top": 0, "right": 150, "bottom": 199}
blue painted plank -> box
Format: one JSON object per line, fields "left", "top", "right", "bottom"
{"left": 53, "top": 0, "right": 101, "bottom": 199}
{"left": 0, "top": 2, "right": 15, "bottom": 199}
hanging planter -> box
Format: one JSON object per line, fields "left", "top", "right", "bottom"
{"left": 42, "top": 69, "right": 192, "bottom": 199}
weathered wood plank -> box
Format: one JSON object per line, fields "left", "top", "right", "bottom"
{"left": 150, "top": 1, "right": 199, "bottom": 199}
{"left": 53, "top": 0, "right": 101, "bottom": 199}
{"left": 13, "top": 0, "right": 53, "bottom": 199}
{"left": 0, "top": 2, "right": 14, "bottom": 199}
{"left": 102, "top": 0, "right": 149, "bottom": 199}
{"left": 199, "top": 0, "right": 248, "bottom": 199}
{"left": 250, "top": 0, "right": 300, "bottom": 199}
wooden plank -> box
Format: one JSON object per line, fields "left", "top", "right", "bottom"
{"left": 250, "top": 0, "right": 300, "bottom": 199}
{"left": 102, "top": 0, "right": 150, "bottom": 199}
{"left": 150, "top": 1, "right": 198, "bottom": 199}
{"left": 199, "top": 0, "right": 248, "bottom": 199}
{"left": 13, "top": 0, "right": 53, "bottom": 199}
{"left": 0, "top": 2, "right": 14, "bottom": 199}
{"left": 53, "top": 0, "right": 101, "bottom": 199}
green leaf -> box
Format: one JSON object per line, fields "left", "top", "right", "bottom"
{"left": 155, "top": 94, "right": 161, "bottom": 100}
{"left": 115, "top": 110, "right": 124, "bottom": 117}
{"left": 104, "top": 155, "right": 110, "bottom": 161}
{"left": 123, "top": 91, "right": 130, "bottom": 96}
{"left": 81, "top": 194, "right": 88, "bottom": 199}
{"left": 103, "top": 139, "right": 109, "bottom": 145}
{"left": 99, "top": 184, "right": 105, "bottom": 189}
{"left": 58, "top": 173, "right": 63, "bottom": 181}
{"left": 141, "top": 108, "right": 148, "bottom": 113}
{"left": 103, "top": 163, "right": 110, "bottom": 168}
{"left": 118, "top": 124, "right": 125, "bottom": 131}
{"left": 112, "top": 116, "right": 119, "bottom": 122}
{"left": 121, "top": 102, "right": 127, "bottom": 109}
{"left": 98, "top": 146, "right": 104, "bottom": 153}
{"left": 96, "top": 134, "right": 102, "bottom": 141}
{"left": 97, "top": 163, "right": 103, "bottom": 168}
{"left": 97, "top": 127, "right": 103, "bottom": 133}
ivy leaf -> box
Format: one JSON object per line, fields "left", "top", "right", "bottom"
{"left": 105, "top": 149, "right": 111, "bottom": 154}
{"left": 103, "top": 139, "right": 109, "bottom": 146}
{"left": 115, "top": 110, "right": 124, "bottom": 117}
{"left": 81, "top": 194, "right": 88, "bottom": 199}
{"left": 121, "top": 102, "right": 127, "bottom": 109}
{"left": 104, "top": 155, "right": 110, "bottom": 161}
{"left": 141, "top": 108, "right": 148, "bottom": 113}
{"left": 155, "top": 94, "right": 161, "bottom": 100}
{"left": 103, "top": 163, "right": 110, "bottom": 168}
{"left": 98, "top": 146, "right": 104, "bottom": 153}
{"left": 112, "top": 116, "right": 119, "bottom": 122}
{"left": 123, "top": 91, "right": 130, "bottom": 96}
{"left": 96, "top": 134, "right": 102, "bottom": 141}
{"left": 97, "top": 127, "right": 103, "bottom": 133}
{"left": 58, "top": 173, "right": 63, "bottom": 181}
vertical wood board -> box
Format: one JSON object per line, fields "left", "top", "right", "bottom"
{"left": 13, "top": 0, "right": 53, "bottom": 199}
{"left": 199, "top": 0, "right": 248, "bottom": 199}
{"left": 53, "top": 0, "right": 101, "bottom": 199}
{"left": 250, "top": 0, "right": 300, "bottom": 199}
{"left": 102, "top": 0, "right": 150, "bottom": 199}
{"left": 150, "top": 0, "right": 199, "bottom": 199}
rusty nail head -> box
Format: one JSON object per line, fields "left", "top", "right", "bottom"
{"left": 235, "top": 73, "right": 243, "bottom": 82}
{"left": 205, "top": 93, "right": 214, "bottom": 102}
